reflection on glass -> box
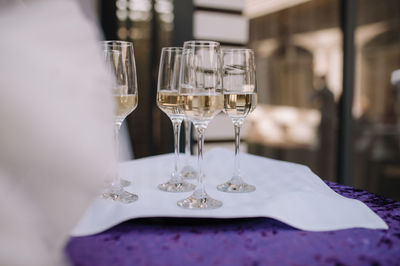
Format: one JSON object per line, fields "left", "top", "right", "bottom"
{"left": 352, "top": 0, "right": 400, "bottom": 199}
{"left": 246, "top": 0, "right": 400, "bottom": 199}
{"left": 246, "top": 0, "right": 341, "bottom": 182}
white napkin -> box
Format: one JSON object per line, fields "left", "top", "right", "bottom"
{"left": 72, "top": 148, "right": 388, "bottom": 236}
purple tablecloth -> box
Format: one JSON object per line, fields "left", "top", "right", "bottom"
{"left": 66, "top": 182, "right": 400, "bottom": 265}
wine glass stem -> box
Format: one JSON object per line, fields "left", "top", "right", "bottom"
{"left": 113, "top": 122, "right": 122, "bottom": 188}
{"left": 197, "top": 126, "right": 206, "bottom": 197}
{"left": 172, "top": 120, "right": 182, "bottom": 183}
{"left": 184, "top": 119, "right": 191, "bottom": 162}
{"left": 233, "top": 121, "right": 243, "bottom": 181}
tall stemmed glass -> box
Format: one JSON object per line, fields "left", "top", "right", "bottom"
{"left": 177, "top": 41, "right": 224, "bottom": 209}
{"left": 217, "top": 49, "right": 257, "bottom": 193}
{"left": 180, "top": 118, "right": 197, "bottom": 179}
{"left": 156, "top": 47, "right": 196, "bottom": 192}
{"left": 103, "top": 41, "right": 139, "bottom": 203}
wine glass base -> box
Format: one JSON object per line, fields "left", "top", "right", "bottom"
{"left": 217, "top": 180, "right": 256, "bottom": 193}
{"left": 158, "top": 181, "right": 196, "bottom": 193}
{"left": 102, "top": 190, "right": 138, "bottom": 204}
{"left": 120, "top": 179, "right": 131, "bottom": 187}
{"left": 177, "top": 193, "right": 223, "bottom": 209}
{"left": 180, "top": 165, "right": 198, "bottom": 179}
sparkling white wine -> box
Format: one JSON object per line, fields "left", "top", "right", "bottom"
{"left": 224, "top": 92, "right": 257, "bottom": 119}
{"left": 180, "top": 93, "right": 223, "bottom": 122}
{"left": 157, "top": 90, "right": 184, "bottom": 120}
{"left": 114, "top": 94, "right": 137, "bottom": 119}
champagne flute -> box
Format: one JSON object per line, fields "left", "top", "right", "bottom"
{"left": 156, "top": 47, "right": 196, "bottom": 192}
{"left": 177, "top": 40, "right": 224, "bottom": 209}
{"left": 180, "top": 118, "right": 198, "bottom": 179}
{"left": 217, "top": 48, "right": 257, "bottom": 193}
{"left": 103, "top": 41, "right": 139, "bottom": 203}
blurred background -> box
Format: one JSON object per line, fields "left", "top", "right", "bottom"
{"left": 95, "top": 0, "right": 400, "bottom": 200}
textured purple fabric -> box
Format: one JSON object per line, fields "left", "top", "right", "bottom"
{"left": 66, "top": 182, "right": 400, "bottom": 265}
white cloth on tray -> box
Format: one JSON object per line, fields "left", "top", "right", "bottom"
{"left": 72, "top": 148, "right": 388, "bottom": 236}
